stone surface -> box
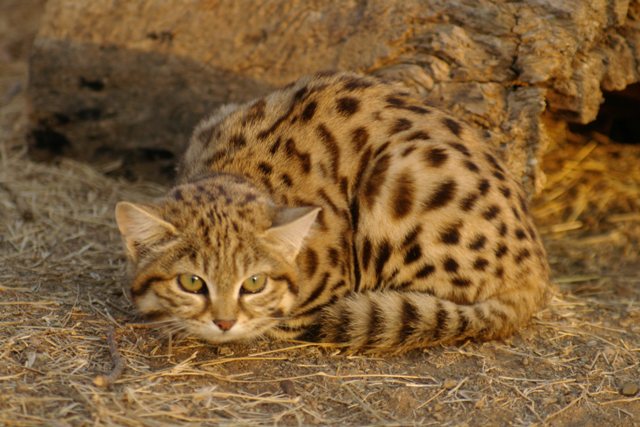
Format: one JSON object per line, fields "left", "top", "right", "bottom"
{"left": 620, "top": 381, "right": 639, "bottom": 396}
{"left": 27, "top": 0, "right": 640, "bottom": 190}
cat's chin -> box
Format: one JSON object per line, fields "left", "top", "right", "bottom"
{"left": 200, "top": 333, "right": 261, "bottom": 344}
{"left": 188, "top": 320, "right": 272, "bottom": 344}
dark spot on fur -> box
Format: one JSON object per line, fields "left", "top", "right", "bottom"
{"left": 402, "top": 226, "right": 422, "bottom": 247}
{"left": 500, "top": 186, "right": 512, "bottom": 198}
{"left": 498, "top": 222, "right": 508, "bottom": 237}
{"left": 336, "top": 97, "right": 360, "bottom": 116}
{"left": 483, "top": 204, "right": 501, "bottom": 220}
{"left": 493, "top": 170, "right": 506, "bottom": 181}
{"left": 365, "top": 299, "right": 386, "bottom": 347}
{"left": 304, "top": 248, "right": 319, "bottom": 277}
{"left": 519, "top": 194, "right": 529, "bottom": 214}
{"left": 258, "top": 162, "right": 272, "bottom": 175}
{"left": 293, "top": 87, "right": 309, "bottom": 102}
{"left": 424, "top": 147, "right": 448, "bottom": 168}
{"left": 460, "top": 193, "right": 479, "bottom": 212}
{"left": 363, "top": 154, "right": 391, "bottom": 208}
{"left": 297, "top": 274, "right": 329, "bottom": 310}
{"left": 432, "top": 302, "right": 448, "bottom": 340}
{"left": 405, "top": 130, "right": 430, "bottom": 141}
{"left": 405, "top": 105, "right": 430, "bottom": 114}
{"left": 512, "top": 207, "right": 521, "bottom": 220}
{"left": 351, "top": 127, "right": 369, "bottom": 152}
{"left": 456, "top": 308, "right": 470, "bottom": 336}
{"left": 448, "top": 142, "right": 471, "bottom": 157}
{"left": 317, "top": 189, "right": 339, "bottom": 214}
{"left": 389, "top": 118, "right": 412, "bottom": 135}
{"left": 514, "top": 248, "right": 531, "bottom": 263}
{"left": 392, "top": 173, "right": 415, "bottom": 219}
{"left": 339, "top": 177, "right": 349, "bottom": 198}
{"left": 439, "top": 222, "right": 462, "bottom": 245}
{"left": 206, "top": 150, "right": 226, "bottom": 166}
{"left": 473, "top": 257, "right": 489, "bottom": 271}
{"left": 401, "top": 145, "right": 417, "bottom": 157}
{"left": 424, "top": 179, "right": 457, "bottom": 210}
{"left": 404, "top": 244, "right": 422, "bottom": 265}
{"left": 451, "top": 277, "right": 472, "bottom": 287}
{"left": 375, "top": 240, "right": 392, "bottom": 277}
{"left": 301, "top": 101, "right": 318, "bottom": 122}
{"left": 343, "top": 77, "right": 374, "bottom": 91}
{"left": 239, "top": 102, "right": 266, "bottom": 127}
{"left": 478, "top": 179, "right": 490, "bottom": 196}
{"left": 385, "top": 95, "right": 406, "bottom": 107}
{"left": 269, "top": 137, "right": 283, "bottom": 154}
{"left": 354, "top": 147, "right": 373, "bottom": 192}
{"left": 465, "top": 160, "right": 480, "bottom": 173}
{"left": 328, "top": 247, "right": 341, "bottom": 267}
{"left": 316, "top": 124, "right": 341, "bottom": 180}
{"left": 362, "top": 238, "right": 372, "bottom": 271}
{"left": 416, "top": 264, "right": 436, "bottom": 279}
{"left": 398, "top": 298, "right": 420, "bottom": 343}
{"left": 468, "top": 234, "right": 487, "bottom": 250}
{"left": 284, "top": 138, "right": 311, "bottom": 173}
{"left": 230, "top": 134, "right": 246, "bottom": 148}
{"left": 443, "top": 117, "right": 462, "bottom": 137}
{"left": 443, "top": 257, "right": 459, "bottom": 273}
{"left": 281, "top": 174, "right": 293, "bottom": 187}
{"left": 484, "top": 153, "right": 505, "bottom": 174}
{"left": 374, "top": 141, "right": 391, "bottom": 158}
{"left": 495, "top": 243, "right": 508, "bottom": 258}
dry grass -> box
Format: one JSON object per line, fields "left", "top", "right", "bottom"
{"left": 1, "top": 4, "right": 639, "bottom": 424}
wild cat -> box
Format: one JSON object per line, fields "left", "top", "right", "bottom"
{"left": 115, "top": 71, "right": 550, "bottom": 352}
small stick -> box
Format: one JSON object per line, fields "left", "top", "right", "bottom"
{"left": 93, "top": 327, "right": 125, "bottom": 387}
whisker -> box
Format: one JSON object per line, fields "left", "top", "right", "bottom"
{"left": 265, "top": 316, "right": 293, "bottom": 321}
{"left": 161, "top": 326, "right": 188, "bottom": 338}
{"left": 141, "top": 318, "right": 176, "bottom": 326}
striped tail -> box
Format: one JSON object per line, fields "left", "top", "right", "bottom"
{"left": 320, "top": 291, "right": 535, "bottom": 352}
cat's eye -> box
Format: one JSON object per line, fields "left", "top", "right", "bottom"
{"left": 177, "top": 274, "right": 207, "bottom": 294}
{"left": 241, "top": 274, "right": 267, "bottom": 294}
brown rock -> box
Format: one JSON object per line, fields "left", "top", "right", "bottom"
{"left": 620, "top": 381, "right": 639, "bottom": 396}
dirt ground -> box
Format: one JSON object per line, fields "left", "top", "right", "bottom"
{"left": 1, "top": 2, "right": 639, "bottom": 426}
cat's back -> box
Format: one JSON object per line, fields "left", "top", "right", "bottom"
{"left": 179, "top": 71, "right": 485, "bottom": 193}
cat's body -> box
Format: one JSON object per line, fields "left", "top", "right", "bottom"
{"left": 116, "top": 72, "right": 550, "bottom": 352}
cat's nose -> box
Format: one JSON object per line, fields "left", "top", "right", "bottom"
{"left": 214, "top": 319, "right": 236, "bottom": 331}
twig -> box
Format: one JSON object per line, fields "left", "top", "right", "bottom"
{"left": 93, "top": 327, "right": 125, "bottom": 387}
{"left": 599, "top": 397, "right": 640, "bottom": 406}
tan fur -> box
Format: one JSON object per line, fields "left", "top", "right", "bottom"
{"left": 116, "top": 72, "right": 550, "bottom": 352}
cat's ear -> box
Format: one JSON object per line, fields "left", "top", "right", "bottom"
{"left": 263, "top": 206, "right": 321, "bottom": 262}
{"left": 115, "top": 202, "right": 176, "bottom": 260}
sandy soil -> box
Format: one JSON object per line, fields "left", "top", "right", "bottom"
{"left": 1, "top": 2, "right": 638, "bottom": 426}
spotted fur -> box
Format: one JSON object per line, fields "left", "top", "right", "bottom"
{"left": 116, "top": 72, "right": 550, "bottom": 352}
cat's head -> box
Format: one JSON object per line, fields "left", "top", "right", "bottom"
{"left": 115, "top": 174, "right": 319, "bottom": 343}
